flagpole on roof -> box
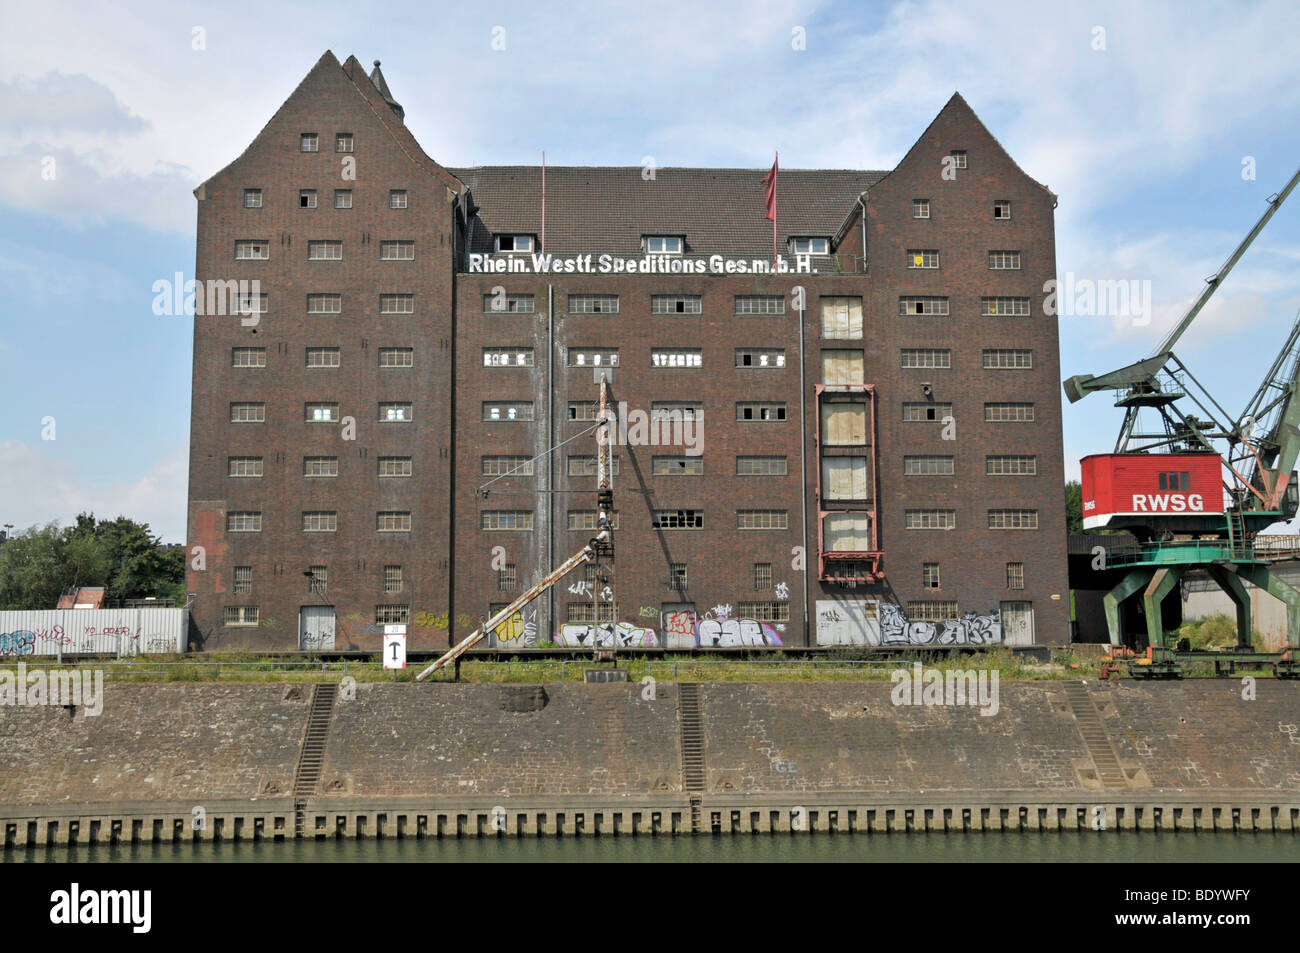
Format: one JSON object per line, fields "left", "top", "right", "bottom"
{"left": 541, "top": 151, "right": 546, "bottom": 255}
{"left": 761, "top": 152, "right": 779, "bottom": 268}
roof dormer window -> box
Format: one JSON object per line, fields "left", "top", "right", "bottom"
{"left": 789, "top": 237, "right": 829, "bottom": 256}
{"left": 496, "top": 234, "right": 535, "bottom": 253}
{"left": 644, "top": 235, "right": 683, "bottom": 255}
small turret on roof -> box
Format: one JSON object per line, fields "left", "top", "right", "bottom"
{"left": 368, "top": 59, "right": 404, "bottom": 120}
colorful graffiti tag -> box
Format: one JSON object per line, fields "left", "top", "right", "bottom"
{"left": 878, "top": 603, "right": 1001, "bottom": 646}
{"left": 0, "top": 631, "right": 35, "bottom": 656}
{"left": 555, "top": 621, "right": 657, "bottom": 648}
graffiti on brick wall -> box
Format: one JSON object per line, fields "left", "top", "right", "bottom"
{"left": 493, "top": 606, "right": 539, "bottom": 647}
{"left": 658, "top": 608, "right": 784, "bottom": 647}
{"left": 0, "top": 631, "right": 35, "bottom": 656}
{"left": 878, "top": 603, "right": 1001, "bottom": 646}
{"left": 555, "top": 621, "right": 657, "bottom": 647}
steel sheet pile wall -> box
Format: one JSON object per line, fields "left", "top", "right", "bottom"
{"left": 0, "top": 609, "right": 186, "bottom": 657}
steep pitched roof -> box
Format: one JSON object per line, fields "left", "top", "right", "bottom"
{"left": 451, "top": 166, "right": 888, "bottom": 257}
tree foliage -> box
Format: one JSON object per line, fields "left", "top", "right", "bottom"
{"left": 1065, "top": 480, "right": 1084, "bottom": 535}
{"left": 0, "top": 513, "right": 183, "bottom": 610}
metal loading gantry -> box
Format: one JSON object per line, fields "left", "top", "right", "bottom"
{"left": 417, "top": 373, "right": 617, "bottom": 681}
{"left": 1065, "top": 164, "right": 1300, "bottom": 675}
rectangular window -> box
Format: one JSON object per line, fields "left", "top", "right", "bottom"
{"left": 378, "top": 347, "right": 414, "bottom": 368}
{"left": 821, "top": 349, "right": 864, "bottom": 385}
{"left": 790, "top": 237, "right": 829, "bottom": 255}
{"left": 305, "top": 402, "right": 339, "bottom": 422}
{"left": 380, "top": 241, "right": 415, "bottom": 261}
{"left": 377, "top": 511, "right": 412, "bottom": 533}
{"left": 669, "top": 563, "right": 688, "bottom": 590}
{"left": 228, "top": 456, "right": 263, "bottom": 477}
{"left": 652, "top": 456, "right": 703, "bottom": 476}
{"left": 378, "top": 456, "right": 413, "bottom": 478}
{"left": 989, "top": 509, "right": 1038, "bottom": 530}
{"left": 820, "top": 402, "right": 866, "bottom": 445}
{"left": 824, "top": 513, "right": 871, "bottom": 551}
{"left": 308, "top": 565, "right": 327, "bottom": 595}
{"left": 901, "top": 348, "right": 951, "bottom": 368}
{"left": 989, "top": 250, "right": 1021, "bottom": 270}
{"left": 1157, "top": 471, "right": 1192, "bottom": 492}
{"left": 652, "top": 348, "right": 701, "bottom": 368}
{"left": 483, "top": 401, "right": 534, "bottom": 422}
{"left": 376, "top": 605, "right": 410, "bottom": 625}
{"left": 908, "top": 601, "right": 959, "bottom": 621}
{"left": 735, "top": 348, "right": 785, "bottom": 368}
{"left": 567, "top": 602, "right": 620, "bottom": 624}
{"left": 820, "top": 296, "right": 863, "bottom": 339}
{"left": 334, "top": 189, "right": 352, "bottom": 209}
{"left": 651, "top": 402, "right": 703, "bottom": 422}
{"left": 236, "top": 292, "right": 268, "bottom": 315}
{"left": 982, "top": 296, "right": 1031, "bottom": 316}
{"left": 904, "top": 455, "right": 954, "bottom": 475}
{"left": 994, "top": 200, "right": 1012, "bottom": 220}
{"left": 385, "top": 565, "right": 404, "bottom": 594}
{"left": 243, "top": 189, "right": 262, "bottom": 208}
{"left": 495, "top": 235, "right": 535, "bottom": 253}
{"left": 379, "top": 402, "right": 413, "bottom": 422}
{"left": 299, "top": 189, "right": 317, "bottom": 208}
{"left": 902, "top": 402, "right": 952, "bottom": 422}
{"left": 230, "top": 402, "right": 265, "bottom": 423}
{"left": 233, "top": 566, "right": 252, "bottom": 594}
{"left": 483, "top": 293, "right": 534, "bottom": 313}
{"left": 985, "top": 402, "right": 1035, "bottom": 422}
{"left": 227, "top": 511, "right": 262, "bottom": 533}
{"left": 307, "top": 294, "right": 342, "bottom": 314}
{"left": 734, "top": 295, "right": 784, "bottom": 315}
{"left": 302, "top": 511, "right": 337, "bottom": 533}
{"left": 231, "top": 346, "right": 266, "bottom": 367}
{"left": 950, "top": 149, "right": 967, "bottom": 168}
{"left": 379, "top": 294, "right": 414, "bottom": 314}
{"left": 645, "top": 236, "right": 683, "bottom": 254}
{"left": 304, "top": 456, "right": 338, "bottom": 478}
{"left": 983, "top": 349, "right": 1033, "bottom": 369}
{"left": 905, "top": 509, "right": 956, "bottom": 530}
{"left": 913, "top": 198, "right": 930, "bottom": 219}
{"left": 653, "top": 509, "right": 704, "bottom": 530}
{"left": 737, "top": 601, "right": 789, "bottom": 623}
{"left": 651, "top": 295, "right": 701, "bottom": 314}
{"left": 568, "top": 294, "right": 619, "bottom": 314}
{"left": 483, "top": 456, "right": 533, "bottom": 477}
{"left": 567, "top": 511, "right": 621, "bottom": 531}
{"left": 308, "top": 240, "right": 342, "bottom": 260}
{"left": 923, "top": 563, "right": 941, "bottom": 589}
{"left": 305, "top": 347, "right": 340, "bottom": 368}
{"left": 335, "top": 133, "right": 353, "bottom": 153}
{"left": 301, "top": 133, "right": 318, "bottom": 152}
{"left": 389, "top": 190, "right": 408, "bottom": 209}
{"left": 566, "top": 455, "right": 619, "bottom": 476}
{"left": 235, "top": 240, "right": 269, "bottom": 260}
{"left": 496, "top": 565, "right": 516, "bottom": 590}
{"left": 484, "top": 347, "right": 534, "bottom": 367}
{"left": 224, "top": 606, "right": 260, "bottom": 626}
{"left": 737, "top": 401, "right": 786, "bottom": 422}
{"left": 754, "top": 563, "right": 772, "bottom": 590}
{"left": 482, "top": 511, "right": 535, "bottom": 531}
{"left": 987, "top": 455, "right": 1037, "bottom": 475}
{"left": 737, "top": 510, "right": 788, "bottom": 530}
{"left": 899, "top": 296, "right": 949, "bottom": 315}
{"left": 822, "top": 457, "right": 869, "bottom": 499}
{"left": 737, "top": 456, "right": 787, "bottom": 476}
{"left": 1007, "top": 563, "right": 1025, "bottom": 589}
{"left": 568, "top": 348, "right": 618, "bottom": 367}
{"left": 568, "top": 401, "right": 599, "bottom": 421}
{"left": 906, "top": 250, "right": 939, "bottom": 269}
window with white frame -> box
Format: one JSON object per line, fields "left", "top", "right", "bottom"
{"left": 644, "top": 235, "right": 683, "bottom": 254}
{"left": 483, "top": 347, "right": 534, "bottom": 367}
{"left": 305, "top": 347, "right": 340, "bottom": 368}
{"left": 389, "top": 190, "right": 408, "bottom": 209}
{"left": 982, "top": 296, "right": 1030, "bottom": 316}
{"left": 302, "top": 511, "right": 337, "bottom": 533}
{"left": 227, "top": 511, "right": 262, "bottom": 532}
{"left": 483, "top": 293, "right": 534, "bottom": 313}
{"left": 734, "top": 295, "right": 784, "bottom": 315}
{"left": 379, "top": 402, "right": 413, "bottom": 422}
{"left": 378, "top": 457, "right": 413, "bottom": 477}
{"left": 230, "top": 402, "right": 265, "bottom": 423}
{"left": 495, "top": 234, "right": 534, "bottom": 253}
{"left": 482, "top": 511, "right": 535, "bottom": 531}
{"left": 651, "top": 295, "right": 701, "bottom": 314}
{"left": 305, "top": 402, "right": 339, "bottom": 422}
{"left": 308, "top": 241, "right": 342, "bottom": 260}
{"left": 380, "top": 241, "right": 414, "bottom": 260}
{"left": 228, "top": 457, "right": 263, "bottom": 477}
{"left": 335, "top": 133, "right": 353, "bottom": 153}
{"left": 301, "top": 133, "right": 319, "bottom": 152}
{"left": 993, "top": 200, "right": 1012, "bottom": 220}
{"left": 568, "top": 348, "right": 618, "bottom": 367}
{"left": 568, "top": 294, "right": 619, "bottom": 314}
{"left": 485, "top": 456, "right": 534, "bottom": 477}
{"left": 988, "top": 509, "right": 1038, "bottom": 529}
{"left": 483, "top": 401, "right": 534, "bottom": 421}
{"left": 901, "top": 348, "right": 951, "bottom": 368}
{"left": 231, "top": 347, "right": 266, "bottom": 368}
{"left": 304, "top": 456, "right": 338, "bottom": 478}
{"left": 334, "top": 189, "right": 352, "bottom": 209}
{"left": 737, "top": 401, "right": 786, "bottom": 422}
{"left": 737, "top": 509, "right": 788, "bottom": 530}
{"left": 899, "top": 296, "right": 949, "bottom": 315}
{"left": 988, "top": 250, "right": 1021, "bottom": 270}
{"left": 913, "top": 198, "right": 930, "bottom": 218}
{"left": 737, "top": 456, "right": 787, "bottom": 476}
{"left": 379, "top": 347, "right": 414, "bottom": 367}
{"left": 299, "top": 189, "right": 318, "bottom": 208}
{"left": 379, "top": 294, "right": 414, "bottom": 314}
{"left": 904, "top": 455, "right": 954, "bottom": 475}
{"left": 905, "top": 509, "right": 956, "bottom": 530}
{"left": 243, "top": 189, "right": 262, "bottom": 208}
{"left": 307, "top": 294, "right": 341, "bottom": 314}
{"left": 235, "top": 240, "right": 269, "bottom": 260}
{"left": 985, "top": 402, "right": 1035, "bottom": 422}
{"left": 789, "top": 237, "right": 829, "bottom": 255}
{"left": 233, "top": 566, "right": 252, "bottom": 594}
{"left": 224, "top": 606, "right": 260, "bottom": 626}
{"left": 377, "top": 511, "right": 412, "bottom": 533}
{"left": 652, "top": 348, "right": 701, "bottom": 368}
{"left": 906, "top": 250, "right": 939, "bottom": 269}
{"left": 735, "top": 348, "right": 785, "bottom": 368}
{"left": 987, "top": 455, "right": 1037, "bottom": 475}
{"left": 983, "top": 349, "right": 1032, "bottom": 369}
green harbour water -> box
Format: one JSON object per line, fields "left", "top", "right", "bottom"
{"left": 6, "top": 832, "right": 1296, "bottom": 863}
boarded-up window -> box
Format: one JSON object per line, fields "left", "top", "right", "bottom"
{"left": 821, "top": 349, "right": 864, "bottom": 385}
{"left": 821, "top": 401, "right": 866, "bottom": 445}
{"left": 820, "top": 296, "right": 863, "bottom": 339}
{"left": 822, "top": 457, "right": 869, "bottom": 499}
{"left": 824, "top": 513, "right": 871, "bottom": 551}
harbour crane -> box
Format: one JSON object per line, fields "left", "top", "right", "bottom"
{"left": 1064, "top": 165, "right": 1300, "bottom": 675}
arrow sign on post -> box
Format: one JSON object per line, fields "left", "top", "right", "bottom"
{"left": 383, "top": 625, "right": 407, "bottom": 670}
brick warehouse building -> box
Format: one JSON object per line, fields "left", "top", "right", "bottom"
{"left": 187, "top": 50, "right": 1069, "bottom": 652}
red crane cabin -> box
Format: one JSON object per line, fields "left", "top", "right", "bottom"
{"left": 1081, "top": 453, "right": 1225, "bottom": 530}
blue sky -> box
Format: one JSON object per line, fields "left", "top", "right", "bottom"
{"left": 1, "top": 0, "right": 1299, "bottom": 542}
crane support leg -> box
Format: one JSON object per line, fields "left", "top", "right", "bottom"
{"left": 1142, "top": 567, "right": 1182, "bottom": 649}
{"left": 1206, "top": 565, "right": 1252, "bottom": 650}
{"left": 1236, "top": 565, "right": 1300, "bottom": 648}
{"left": 1104, "top": 569, "right": 1151, "bottom": 647}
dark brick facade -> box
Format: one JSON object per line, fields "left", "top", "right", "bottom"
{"left": 187, "top": 51, "right": 1069, "bottom": 651}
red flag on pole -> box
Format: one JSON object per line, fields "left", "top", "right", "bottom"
{"left": 760, "top": 153, "right": 778, "bottom": 265}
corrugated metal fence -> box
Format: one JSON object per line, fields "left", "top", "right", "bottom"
{"left": 0, "top": 609, "right": 186, "bottom": 658}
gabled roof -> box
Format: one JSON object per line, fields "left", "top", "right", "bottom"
{"left": 451, "top": 166, "right": 888, "bottom": 257}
